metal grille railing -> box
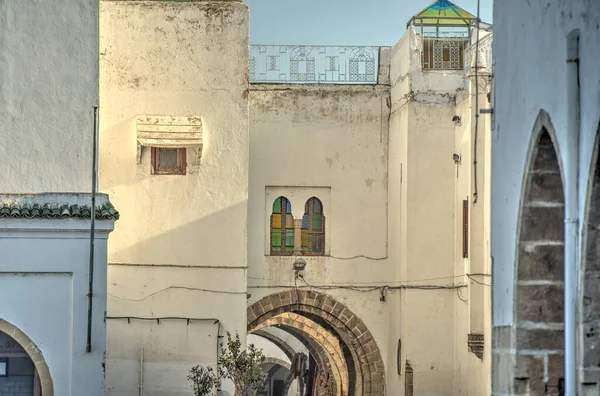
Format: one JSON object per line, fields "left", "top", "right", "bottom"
{"left": 420, "top": 32, "right": 469, "bottom": 70}
{"left": 249, "top": 45, "right": 380, "bottom": 84}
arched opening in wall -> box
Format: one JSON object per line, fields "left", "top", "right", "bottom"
{"left": 0, "top": 320, "right": 53, "bottom": 396}
{"left": 302, "top": 198, "right": 325, "bottom": 256}
{"left": 514, "top": 110, "right": 564, "bottom": 394}
{"left": 247, "top": 290, "right": 386, "bottom": 396}
{"left": 581, "top": 121, "right": 600, "bottom": 388}
{"left": 258, "top": 360, "right": 292, "bottom": 396}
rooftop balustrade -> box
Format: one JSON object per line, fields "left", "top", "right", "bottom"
{"left": 249, "top": 45, "right": 380, "bottom": 84}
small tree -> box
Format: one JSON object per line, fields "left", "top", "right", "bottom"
{"left": 189, "top": 332, "right": 267, "bottom": 396}
{"left": 218, "top": 332, "right": 267, "bottom": 396}
{"left": 188, "top": 365, "right": 219, "bottom": 396}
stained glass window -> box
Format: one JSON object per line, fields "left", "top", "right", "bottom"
{"left": 271, "top": 197, "right": 295, "bottom": 255}
{"left": 301, "top": 197, "right": 325, "bottom": 255}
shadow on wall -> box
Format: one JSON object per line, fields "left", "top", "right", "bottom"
{"left": 108, "top": 200, "right": 248, "bottom": 265}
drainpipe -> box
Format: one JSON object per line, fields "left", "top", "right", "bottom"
{"left": 565, "top": 29, "right": 580, "bottom": 396}
{"left": 86, "top": 107, "right": 99, "bottom": 353}
{"left": 139, "top": 347, "right": 144, "bottom": 396}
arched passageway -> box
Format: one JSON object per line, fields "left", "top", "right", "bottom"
{"left": 247, "top": 290, "right": 385, "bottom": 396}
{"left": 0, "top": 319, "right": 53, "bottom": 396}
{"left": 514, "top": 110, "right": 564, "bottom": 394}
{"left": 258, "top": 360, "right": 292, "bottom": 396}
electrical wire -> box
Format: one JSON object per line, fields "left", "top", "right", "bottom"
{"left": 108, "top": 285, "right": 247, "bottom": 301}
{"left": 328, "top": 255, "right": 387, "bottom": 261}
{"left": 466, "top": 274, "right": 491, "bottom": 287}
{"left": 252, "top": 275, "right": 468, "bottom": 293}
{"left": 248, "top": 273, "right": 485, "bottom": 285}
{"left": 456, "top": 286, "right": 468, "bottom": 303}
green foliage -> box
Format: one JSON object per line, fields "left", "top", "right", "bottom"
{"left": 188, "top": 365, "right": 219, "bottom": 396}
{"left": 189, "top": 331, "right": 267, "bottom": 396}
{"left": 218, "top": 332, "right": 267, "bottom": 396}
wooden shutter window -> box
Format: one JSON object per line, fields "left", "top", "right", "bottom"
{"left": 462, "top": 199, "right": 469, "bottom": 258}
{"left": 151, "top": 147, "right": 186, "bottom": 175}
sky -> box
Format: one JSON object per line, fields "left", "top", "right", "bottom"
{"left": 244, "top": 0, "right": 493, "bottom": 46}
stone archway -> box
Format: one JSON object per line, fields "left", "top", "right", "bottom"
{"left": 581, "top": 121, "right": 600, "bottom": 388}
{"left": 514, "top": 110, "right": 565, "bottom": 394}
{"left": 263, "top": 357, "right": 291, "bottom": 371}
{"left": 255, "top": 316, "right": 346, "bottom": 396}
{"left": 0, "top": 319, "right": 54, "bottom": 396}
{"left": 254, "top": 327, "right": 337, "bottom": 396}
{"left": 253, "top": 330, "right": 297, "bottom": 363}
{"left": 247, "top": 290, "right": 386, "bottom": 396}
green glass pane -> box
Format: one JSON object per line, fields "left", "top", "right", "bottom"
{"left": 312, "top": 214, "right": 323, "bottom": 229}
{"left": 271, "top": 229, "right": 282, "bottom": 247}
{"left": 273, "top": 198, "right": 281, "bottom": 213}
{"left": 286, "top": 230, "right": 295, "bottom": 247}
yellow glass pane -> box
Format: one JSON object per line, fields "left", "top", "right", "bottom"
{"left": 271, "top": 214, "right": 282, "bottom": 228}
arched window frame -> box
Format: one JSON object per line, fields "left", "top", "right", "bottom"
{"left": 270, "top": 197, "right": 295, "bottom": 256}
{"left": 301, "top": 197, "right": 325, "bottom": 256}
{"left": 349, "top": 48, "right": 376, "bottom": 82}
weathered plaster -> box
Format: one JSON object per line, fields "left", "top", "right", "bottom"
{"left": 99, "top": 1, "right": 249, "bottom": 395}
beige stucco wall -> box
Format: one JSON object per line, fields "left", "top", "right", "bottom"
{"left": 248, "top": 83, "right": 396, "bottom": 391}
{"left": 453, "top": 84, "right": 492, "bottom": 396}
{"left": 97, "top": 3, "right": 491, "bottom": 393}
{"left": 389, "top": 28, "right": 492, "bottom": 395}
{"left": 99, "top": 1, "right": 249, "bottom": 395}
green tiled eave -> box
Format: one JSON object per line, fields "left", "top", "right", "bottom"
{"left": 0, "top": 202, "right": 119, "bottom": 221}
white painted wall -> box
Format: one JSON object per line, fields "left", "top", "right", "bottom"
{"left": 99, "top": 2, "right": 249, "bottom": 395}
{"left": 261, "top": 327, "right": 309, "bottom": 358}
{"left": 0, "top": 0, "right": 98, "bottom": 193}
{"left": 491, "top": 0, "right": 600, "bottom": 326}
{"left": 0, "top": 194, "right": 115, "bottom": 396}
{"left": 247, "top": 334, "right": 291, "bottom": 365}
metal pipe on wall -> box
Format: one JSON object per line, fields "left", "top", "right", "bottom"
{"left": 139, "top": 347, "right": 144, "bottom": 396}
{"left": 86, "top": 106, "right": 99, "bottom": 353}
{"left": 565, "top": 29, "right": 580, "bottom": 396}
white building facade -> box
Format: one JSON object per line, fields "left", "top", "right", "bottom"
{"left": 491, "top": 0, "right": 600, "bottom": 395}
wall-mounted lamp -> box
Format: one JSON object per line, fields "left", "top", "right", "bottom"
{"left": 293, "top": 258, "right": 307, "bottom": 272}
{"left": 452, "top": 115, "right": 461, "bottom": 125}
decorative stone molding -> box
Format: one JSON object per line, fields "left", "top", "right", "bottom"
{"left": 468, "top": 333, "right": 484, "bottom": 359}
{"left": 247, "top": 290, "right": 386, "bottom": 396}
{"left": 136, "top": 115, "right": 203, "bottom": 165}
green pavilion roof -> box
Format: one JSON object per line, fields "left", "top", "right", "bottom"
{"left": 407, "top": 0, "right": 478, "bottom": 27}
